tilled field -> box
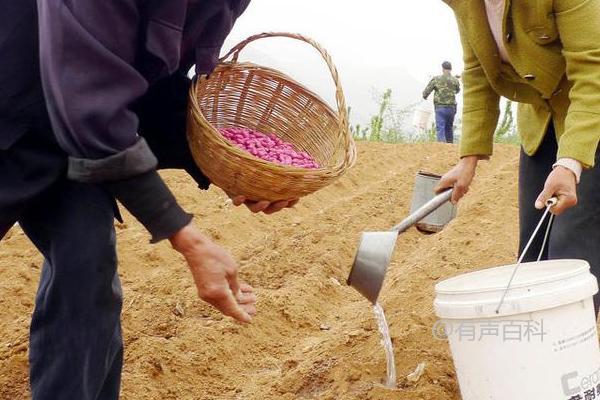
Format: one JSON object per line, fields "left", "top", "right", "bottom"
{"left": 0, "top": 142, "right": 521, "bottom": 399}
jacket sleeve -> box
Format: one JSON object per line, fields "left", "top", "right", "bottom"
{"left": 194, "top": 0, "right": 251, "bottom": 75}
{"left": 455, "top": 21, "right": 501, "bottom": 158}
{"left": 422, "top": 78, "right": 436, "bottom": 100}
{"left": 37, "top": 0, "right": 191, "bottom": 242}
{"left": 554, "top": 0, "right": 600, "bottom": 167}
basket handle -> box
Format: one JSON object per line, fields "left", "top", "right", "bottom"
{"left": 220, "top": 32, "right": 353, "bottom": 161}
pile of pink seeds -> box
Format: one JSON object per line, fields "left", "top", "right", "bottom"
{"left": 219, "top": 127, "right": 320, "bottom": 169}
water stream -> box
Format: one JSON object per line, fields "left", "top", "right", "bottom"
{"left": 373, "top": 303, "right": 396, "bottom": 388}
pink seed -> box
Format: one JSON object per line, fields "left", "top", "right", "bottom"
{"left": 219, "top": 127, "right": 320, "bottom": 169}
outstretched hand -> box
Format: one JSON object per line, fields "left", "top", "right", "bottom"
{"left": 228, "top": 193, "right": 299, "bottom": 215}
{"left": 170, "top": 223, "right": 257, "bottom": 323}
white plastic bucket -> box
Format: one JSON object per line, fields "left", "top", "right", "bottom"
{"left": 434, "top": 259, "right": 600, "bottom": 400}
{"left": 412, "top": 108, "right": 432, "bottom": 131}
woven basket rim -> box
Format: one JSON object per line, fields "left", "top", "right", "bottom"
{"left": 187, "top": 31, "right": 357, "bottom": 200}
{"left": 218, "top": 61, "right": 339, "bottom": 121}
{"left": 189, "top": 63, "right": 348, "bottom": 174}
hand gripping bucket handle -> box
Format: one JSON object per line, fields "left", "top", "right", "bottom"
{"left": 495, "top": 197, "right": 558, "bottom": 313}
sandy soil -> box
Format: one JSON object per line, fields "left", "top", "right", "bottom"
{"left": 0, "top": 142, "right": 521, "bottom": 399}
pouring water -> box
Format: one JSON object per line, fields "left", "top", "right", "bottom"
{"left": 373, "top": 303, "right": 396, "bottom": 388}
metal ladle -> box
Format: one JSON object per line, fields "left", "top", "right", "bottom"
{"left": 347, "top": 189, "right": 453, "bottom": 303}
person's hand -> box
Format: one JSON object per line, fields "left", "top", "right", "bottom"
{"left": 535, "top": 166, "right": 578, "bottom": 215}
{"left": 228, "top": 193, "right": 299, "bottom": 215}
{"left": 435, "top": 156, "right": 479, "bottom": 204}
{"left": 169, "top": 223, "right": 257, "bottom": 323}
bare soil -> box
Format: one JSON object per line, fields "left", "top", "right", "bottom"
{"left": 0, "top": 142, "right": 521, "bottom": 399}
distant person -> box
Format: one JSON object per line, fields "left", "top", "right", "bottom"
{"left": 422, "top": 61, "right": 461, "bottom": 144}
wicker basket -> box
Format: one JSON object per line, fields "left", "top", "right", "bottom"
{"left": 187, "top": 32, "right": 356, "bottom": 201}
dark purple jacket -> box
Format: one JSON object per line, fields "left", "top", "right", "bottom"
{"left": 33, "top": 0, "right": 250, "bottom": 241}
{"left": 38, "top": 0, "right": 249, "bottom": 163}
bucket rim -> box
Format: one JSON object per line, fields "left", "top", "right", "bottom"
{"left": 434, "top": 260, "right": 599, "bottom": 319}
{"left": 434, "top": 259, "right": 590, "bottom": 295}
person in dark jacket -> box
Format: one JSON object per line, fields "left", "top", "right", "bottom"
{"left": 0, "top": 1, "right": 296, "bottom": 398}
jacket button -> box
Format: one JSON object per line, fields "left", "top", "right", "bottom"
{"left": 524, "top": 74, "right": 536, "bottom": 81}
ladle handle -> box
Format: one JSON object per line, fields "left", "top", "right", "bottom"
{"left": 391, "top": 189, "right": 453, "bottom": 233}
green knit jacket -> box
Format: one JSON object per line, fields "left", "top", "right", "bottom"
{"left": 444, "top": 0, "right": 600, "bottom": 167}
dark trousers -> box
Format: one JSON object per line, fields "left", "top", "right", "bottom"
{"left": 1, "top": 122, "right": 123, "bottom": 400}
{"left": 2, "top": 1, "right": 124, "bottom": 397}
{"left": 519, "top": 124, "right": 600, "bottom": 315}
{"left": 435, "top": 105, "right": 456, "bottom": 143}
{"left": 1, "top": 72, "right": 201, "bottom": 399}
{"left": 22, "top": 180, "right": 123, "bottom": 400}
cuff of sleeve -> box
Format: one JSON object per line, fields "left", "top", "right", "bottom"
{"left": 68, "top": 138, "right": 158, "bottom": 183}
{"left": 461, "top": 155, "right": 490, "bottom": 161}
{"left": 105, "top": 170, "right": 192, "bottom": 243}
{"left": 557, "top": 112, "right": 600, "bottom": 168}
{"left": 553, "top": 158, "right": 582, "bottom": 184}
{"left": 459, "top": 145, "right": 494, "bottom": 159}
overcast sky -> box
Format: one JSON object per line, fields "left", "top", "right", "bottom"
{"left": 223, "top": 1, "right": 464, "bottom": 125}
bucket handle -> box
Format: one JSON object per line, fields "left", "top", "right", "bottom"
{"left": 495, "top": 197, "right": 558, "bottom": 314}
{"left": 219, "top": 32, "right": 355, "bottom": 166}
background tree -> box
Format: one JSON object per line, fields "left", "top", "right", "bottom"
{"left": 369, "top": 89, "right": 392, "bottom": 141}
{"left": 495, "top": 99, "right": 516, "bottom": 139}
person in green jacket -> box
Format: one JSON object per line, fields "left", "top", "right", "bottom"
{"left": 436, "top": 0, "right": 600, "bottom": 314}
{"left": 423, "top": 61, "right": 461, "bottom": 143}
